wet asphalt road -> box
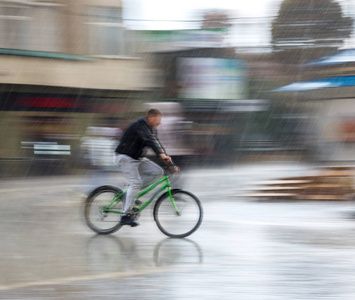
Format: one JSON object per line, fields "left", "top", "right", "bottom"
{"left": 1, "top": 163, "right": 355, "bottom": 299}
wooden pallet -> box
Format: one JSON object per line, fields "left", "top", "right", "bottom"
{"left": 241, "top": 166, "right": 355, "bottom": 201}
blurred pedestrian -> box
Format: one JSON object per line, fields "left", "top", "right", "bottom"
{"left": 81, "top": 126, "right": 122, "bottom": 190}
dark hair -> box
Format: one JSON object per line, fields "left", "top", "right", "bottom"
{"left": 146, "top": 108, "right": 162, "bottom": 117}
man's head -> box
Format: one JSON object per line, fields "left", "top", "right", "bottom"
{"left": 146, "top": 108, "right": 162, "bottom": 129}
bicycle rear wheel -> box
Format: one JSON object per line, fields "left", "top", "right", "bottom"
{"left": 154, "top": 190, "right": 203, "bottom": 238}
{"left": 84, "top": 185, "right": 124, "bottom": 234}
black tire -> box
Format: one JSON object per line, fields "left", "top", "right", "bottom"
{"left": 84, "top": 185, "right": 124, "bottom": 235}
{"left": 154, "top": 190, "right": 203, "bottom": 238}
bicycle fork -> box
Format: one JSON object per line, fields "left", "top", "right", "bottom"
{"left": 168, "top": 188, "right": 181, "bottom": 216}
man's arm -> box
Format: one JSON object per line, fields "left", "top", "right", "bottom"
{"left": 137, "top": 125, "right": 165, "bottom": 156}
{"left": 138, "top": 122, "right": 178, "bottom": 172}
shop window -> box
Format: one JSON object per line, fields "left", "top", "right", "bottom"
{"left": 28, "top": 6, "right": 63, "bottom": 52}
{"left": 0, "top": 5, "right": 30, "bottom": 49}
{"left": 0, "top": 2, "right": 63, "bottom": 52}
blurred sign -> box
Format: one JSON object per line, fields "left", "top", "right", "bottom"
{"left": 179, "top": 30, "right": 225, "bottom": 48}
{"left": 181, "top": 99, "right": 269, "bottom": 112}
{"left": 137, "top": 29, "right": 225, "bottom": 42}
{"left": 136, "top": 29, "right": 226, "bottom": 51}
{"left": 21, "top": 142, "right": 71, "bottom": 156}
{"left": 221, "top": 99, "right": 269, "bottom": 112}
{"left": 177, "top": 57, "right": 246, "bottom": 100}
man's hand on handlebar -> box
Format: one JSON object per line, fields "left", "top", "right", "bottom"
{"left": 159, "top": 153, "right": 179, "bottom": 173}
{"left": 159, "top": 153, "right": 171, "bottom": 163}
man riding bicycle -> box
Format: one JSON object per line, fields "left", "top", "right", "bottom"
{"left": 114, "top": 108, "right": 179, "bottom": 227}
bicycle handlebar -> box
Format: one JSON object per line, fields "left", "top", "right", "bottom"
{"left": 163, "top": 159, "right": 175, "bottom": 167}
{"left": 161, "top": 157, "right": 179, "bottom": 176}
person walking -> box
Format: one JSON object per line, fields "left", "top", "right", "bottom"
{"left": 114, "top": 108, "right": 178, "bottom": 227}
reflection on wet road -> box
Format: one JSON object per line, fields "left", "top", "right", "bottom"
{"left": 1, "top": 165, "right": 355, "bottom": 299}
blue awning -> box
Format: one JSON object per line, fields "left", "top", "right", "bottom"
{"left": 272, "top": 76, "right": 355, "bottom": 92}
{"left": 304, "top": 49, "right": 355, "bottom": 66}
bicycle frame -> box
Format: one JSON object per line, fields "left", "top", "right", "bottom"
{"left": 103, "top": 175, "right": 179, "bottom": 214}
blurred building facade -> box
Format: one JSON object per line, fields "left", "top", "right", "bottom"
{"left": 0, "top": 0, "right": 159, "bottom": 176}
{"left": 272, "top": 49, "right": 355, "bottom": 162}
{"left": 3, "top": 1, "right": 354, "bottom": 177}
{"left": 133, "top": 29, "right": 282, "bottom": 163}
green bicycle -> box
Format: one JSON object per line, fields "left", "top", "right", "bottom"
{"left": 84, "top": 172, "right": 203, "bottom": 238}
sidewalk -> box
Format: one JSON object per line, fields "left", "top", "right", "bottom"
{"left": 0, "top": 162, "right": 317, "bottom": 202}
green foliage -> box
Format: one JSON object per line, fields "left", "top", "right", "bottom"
{"left": 272, "top": 0, "right": 353, "bottom": 62}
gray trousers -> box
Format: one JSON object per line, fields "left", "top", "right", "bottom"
{"left": 114, "top": 154, "right": 164, "bottom": 214}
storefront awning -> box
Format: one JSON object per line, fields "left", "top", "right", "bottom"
{"left": 304, "top": 49, "right": 355, "bottom": 66}
{"left": 272, "top": 76, "right": 355, "bottom": 92}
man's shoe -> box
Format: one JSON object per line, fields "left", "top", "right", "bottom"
{"left": 120, "top": 214, "right": 139, "bottom": 227}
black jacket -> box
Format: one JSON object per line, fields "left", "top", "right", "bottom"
{"left": 115, "top": 117, "right": 165, "bottom": 159}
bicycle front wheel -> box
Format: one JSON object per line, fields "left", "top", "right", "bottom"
{"left": 154, "top": 190, "right": 203, "bottom": 238}
{"left": 84, "top": 185, "right": 124, "bottom": 235}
